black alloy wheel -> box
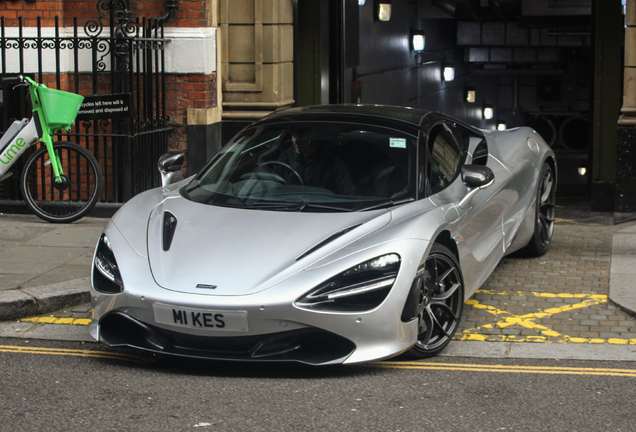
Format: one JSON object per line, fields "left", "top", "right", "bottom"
{"left": 520, "top": 162, "right": 556, "bottom": 257}
{"left": 403, "top": 243, "right": 464, "bottom": 359}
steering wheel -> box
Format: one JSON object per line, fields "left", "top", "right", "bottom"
{"left": 257, "top": 161, "right": 304, "bottom": 185}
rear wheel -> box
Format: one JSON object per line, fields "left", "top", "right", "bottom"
{"left": 403, "top": 244, "right": 464, "bottom": 359}
{"left": 21, "top": 141, "right": 102, "bottom": 223}
{"left": 519, "top": 162, "right": 555, "bottom": 257}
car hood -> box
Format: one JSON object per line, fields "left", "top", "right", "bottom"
{"left": 146, "top": 197, "right": 392, "bottom": 296}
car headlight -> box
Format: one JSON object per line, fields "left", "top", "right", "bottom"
{"left": 295, "top": 254, "right": 400, "bottom": 312}
{"left": 93, "top": 234, "right": 124, "bottom": 294}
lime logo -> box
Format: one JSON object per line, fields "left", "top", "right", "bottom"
{"left": 0, "top": 138, "right": 27, "bottom": 164}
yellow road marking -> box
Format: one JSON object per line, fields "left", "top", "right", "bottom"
{"left": 21, "top": 317, "right": 91, "bottom": 326}
{"left": 456, "top": 290, "right": 636, "bottom": 344}
{"left": 555, "top": 217, "right": 601, "bottom": 226}
{"left": 373, "top": 361, "right": 636, "bottom": 377}
{"left": 0, "top": 344, "right": 152, "bottom": 364}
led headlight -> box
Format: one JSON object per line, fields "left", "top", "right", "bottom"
{"left": 93, "top": 234, "right": 124, "bottom": 294}
{"left": 295, "top": 253, "right": 401, "bottom": 312}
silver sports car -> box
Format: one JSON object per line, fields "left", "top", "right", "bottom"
{"left": 90, "top": 105, "right": 556, "bottom": 365}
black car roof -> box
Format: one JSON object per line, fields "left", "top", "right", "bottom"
{"left": 254, "top": 104, "right": 432, "bottom": 128}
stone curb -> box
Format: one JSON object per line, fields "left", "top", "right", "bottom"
{"left": 608, "top": 228, "right": 636, "bottom": 318}
{"left": 0, "top": 278, "right": 90, "bottom": 322}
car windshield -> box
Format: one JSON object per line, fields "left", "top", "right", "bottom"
{"left": 183, "top": 121, "right": 418, "bottom": 212}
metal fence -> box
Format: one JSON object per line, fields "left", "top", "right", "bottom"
{"left": 0, "top": 0, "right": 172, "bottom": 203}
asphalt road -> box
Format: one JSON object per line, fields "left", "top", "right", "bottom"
{"left": 1, "top": 337, "right": 635, "bottom": 432}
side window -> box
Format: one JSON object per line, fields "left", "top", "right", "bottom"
{"left": 472, "top": 139, "right": 489, "bottom": 165}
{"left": 427, "top": 125, "right": 462, "bottom": 194}
{"left": 455, "top": 123, "right": 487, "bottom": 166}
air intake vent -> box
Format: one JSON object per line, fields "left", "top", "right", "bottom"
{"left": 163, "top": 211, "right": 177, "bottom": 251}
{"left": 296, "top": 224, "right": 362, "bottom": 261}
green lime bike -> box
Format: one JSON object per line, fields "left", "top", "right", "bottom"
{"left": 0, "top": 76, "right": 102, "bottom": 223}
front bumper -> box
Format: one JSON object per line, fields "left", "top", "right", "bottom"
{"left": 99, "top": 311, "right": 356, "bottom": 365}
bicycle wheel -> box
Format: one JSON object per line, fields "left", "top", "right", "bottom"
{"left": 21, "top": 141, "right": 103, "bottom": 223}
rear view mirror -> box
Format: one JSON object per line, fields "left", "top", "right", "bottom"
{"left": 158, "top": 151, "right": 185, "bottom": 187}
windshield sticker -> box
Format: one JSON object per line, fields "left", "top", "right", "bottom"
{"left": 390, "top": 138, "right": 407, "bottom": 149}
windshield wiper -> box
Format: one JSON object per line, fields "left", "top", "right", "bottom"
{"left": 247, "top": 200, "right": 353, "bottom": 212}
{"left": 359, "top": 197, "right": 414, "bottom": 212}
{"left": 298, "top": 202, "right": 354, "bottom": 212}
{"left": 247, "top": 200, "right": 305, "bottom": 211}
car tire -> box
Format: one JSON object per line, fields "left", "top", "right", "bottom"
{"left": 402, "top": 243, "right": 464, "bottom": 359}
{"left": 519, "top": 162, "right": 556, "bottom": 257}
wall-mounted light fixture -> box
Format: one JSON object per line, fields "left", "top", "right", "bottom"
{"left": 443, "top": 64, "right": 455, "bottom": 82}
{"left": 464, "top": 86, "right": 476, "bottom": 103}
{"left": 411, "top": 30, "right": 425, "bottom": 53}
{"left": 358, "top": 0, "right": 366, "bottom": 5}
{"left": 578, "top": 166, "right": 587, "bottom": 176}
{"left": 375, "top": 0, "right": 392, "bottom": 21}
{"left": 483, "top": 104, "right": 494, "bottom": 120}
{"left": 496, "top": 120, "right": 506, "bottom": 131}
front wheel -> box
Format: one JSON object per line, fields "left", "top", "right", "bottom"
{"left": 21, "top": 142, "right": 103, "bottom": 223}
{"left": 403, "top": 243, "right": 464, "bottom": 359}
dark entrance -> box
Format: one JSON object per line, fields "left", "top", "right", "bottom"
{"left": 294, "top": 0, "right": 359, "bottom": 106}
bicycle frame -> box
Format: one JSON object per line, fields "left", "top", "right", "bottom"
{"left": 0, "top": 117, "right": 39, "bottom": 178}
{"left": 0, "top": 76, "right": 75, "bottom": 183}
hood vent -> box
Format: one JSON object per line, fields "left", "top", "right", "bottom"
{"left": 163, "top": 211, "right": 178, "bottom": 251}
{"left": 296, "top": 224, "right": 362, "bottom": 262}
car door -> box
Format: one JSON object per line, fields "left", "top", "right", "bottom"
{"left": 426, "top": 121, "right": 512, "bottom": 295}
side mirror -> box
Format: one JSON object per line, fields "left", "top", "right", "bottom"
{"left": 158, "top": 151, "right": 185, "bottom": 187}
{"left": 461, "top": 164, "right": 495, "bottom": 188}
{"left": 458, "top": 165, "right": 495, "bottom": 208}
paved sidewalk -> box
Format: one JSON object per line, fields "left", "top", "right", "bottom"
{"left": 0, "top": 214, "right": 106, "bottom": 321}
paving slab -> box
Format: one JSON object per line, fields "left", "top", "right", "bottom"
{"left": 0, "top": 274, "right": 38, "bottom": 291}
{"left": 611, "top": 233, "right": 636, "bottom": 254}
{"left": 507, "top": 342, "right": 636, "bottom": 361}
{"left": 610, "top": 253, "right": 636, "bottom": 274}
{"left": 18, "top": 323, "right": 94, "bottom": 342}
{"left": 444, "top": 340, "right": 636, "bottom": 361}
{"left": 24, "top": 225, "right": 103, "bottom": 248}
{"left": 440, "top": 340, "right": 510, "bottom": 358}
{"left": 0, "top": 219, "right": 56, "bottom": 242}
{"left": 0, "top": 321, "right": 36, "bottom": 337}
{"left": 21, "top": 263, "right": 92, "bottom": 288}
{"left": 0, "top": 245, "right": 90, "bottom": 275}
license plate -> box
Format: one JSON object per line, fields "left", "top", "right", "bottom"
{"left": 153, "top": 303, "right": 248, "bottom": 331}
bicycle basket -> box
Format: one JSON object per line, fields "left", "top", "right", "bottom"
{"left": 37, "top": 86, "right": 84, "bottom": 131}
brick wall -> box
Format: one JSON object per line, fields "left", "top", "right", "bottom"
{"left": 62, "top": 0, "right": 210, "bottom": 28}
{"left": 166, "top": 72, "right": 217, "bottom": 152}
{"left": 0, "top": 1, "right": 62, "bottom": 26}
{"left": 62, "top": 1, "right": 100, "bottom": 25}
{"left": 171, "top": 0, "right": 210, "bottom": 28}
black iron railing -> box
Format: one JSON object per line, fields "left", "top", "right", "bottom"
{"left": 0, "top": 0, "right": 171, "bottom": 203}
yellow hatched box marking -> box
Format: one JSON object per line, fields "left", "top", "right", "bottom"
{"left": 455, "top": 290, "right": 636, "bottom": 345}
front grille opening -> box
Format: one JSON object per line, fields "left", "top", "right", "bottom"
{"left": 99, "top": 312, "right": 356, "bottom": 365}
